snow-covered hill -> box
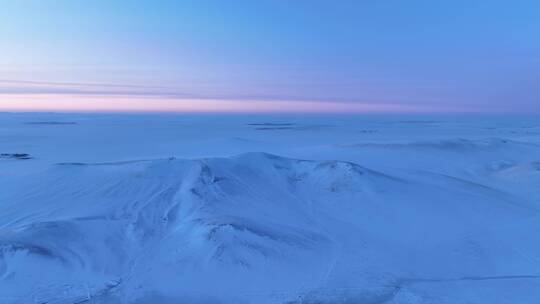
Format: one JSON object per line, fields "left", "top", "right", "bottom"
{"left": 1, "top": 152, "right": 539, "bottom": 303}
{"left": 0, "top": 113, "right": 539, "bottom": 303}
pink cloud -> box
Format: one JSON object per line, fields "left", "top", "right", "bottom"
{"left": 0, "top": 93, "right": 466, "bottom": 113}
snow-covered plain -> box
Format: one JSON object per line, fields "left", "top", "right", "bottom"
{"left": 0, "top": 112, "right": 539, "bottom": 303}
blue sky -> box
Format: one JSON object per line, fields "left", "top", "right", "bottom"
{"left": 0, "top": 0, "right": 538, "bottom": 112}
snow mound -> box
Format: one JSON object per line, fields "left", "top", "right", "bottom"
{"left": 0, "top": 153, "right": 539, "bottom": 303}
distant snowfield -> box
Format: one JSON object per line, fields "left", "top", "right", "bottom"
{"left": 0, "top": 112, "right": 539, "bottom": 304}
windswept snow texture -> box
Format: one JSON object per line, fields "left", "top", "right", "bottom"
{"left": 1, "top": 113, "right": 540, "bottom": 303}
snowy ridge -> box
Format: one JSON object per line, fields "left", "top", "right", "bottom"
{"left": 1, "top": 152, "right": 539, "bottom": 303}
{"left": 339, "top": 137, "right": 538, "bottom": 150}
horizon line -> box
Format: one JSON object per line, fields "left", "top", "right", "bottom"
{"left": 0, "top": 92, "right": 528, "bottom": 114}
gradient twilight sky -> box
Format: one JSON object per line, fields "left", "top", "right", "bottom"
{"left": 0, "top": 0, "right": 539, "bottom": 113}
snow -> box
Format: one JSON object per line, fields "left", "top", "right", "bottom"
{"left": 0, "top": 112, "right": 539, "bottom": 303}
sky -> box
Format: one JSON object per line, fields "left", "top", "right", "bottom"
{"left": 0, "top": 0, "right": 538, "bottom": 113}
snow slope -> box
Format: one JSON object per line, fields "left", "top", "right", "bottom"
{"left": 0, "top": 113, "right": 539, "bottom": 303}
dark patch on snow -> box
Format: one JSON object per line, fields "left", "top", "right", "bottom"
{"left": 255, "top": 126, "right": 295, "bottom": 130}
{"left": 247, "top": 123, "right": 333, "bottom": 131}
{"left": 357, "top": 129, "right": 378, "bottom": 133}
{"left": 0, "top": 153, "right": 32, "bottom": 160}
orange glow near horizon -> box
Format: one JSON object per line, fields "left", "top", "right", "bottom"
{"left": 0, "top": 93, "right": 459, "bottom": 113}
